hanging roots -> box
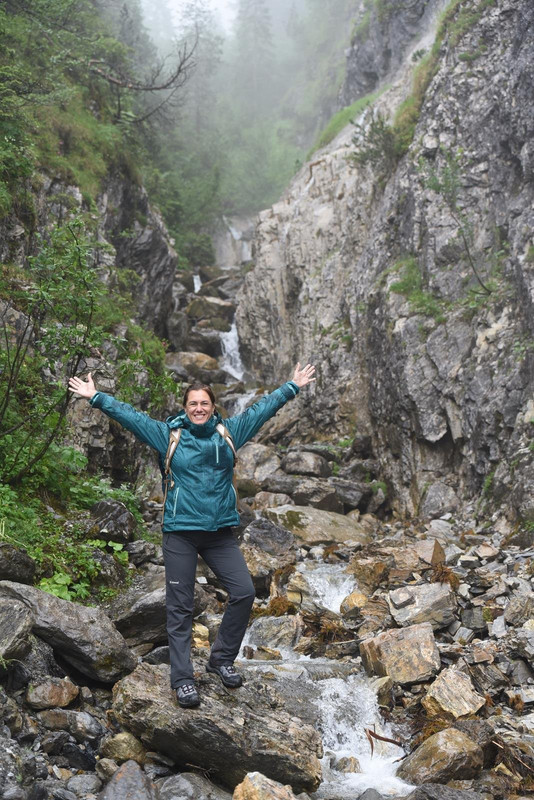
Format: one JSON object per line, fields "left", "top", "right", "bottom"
{"left": 430, "top": 563, "right": 460, "bottom": 590}
{"left": 250, "top": 596, "right": 297, "bottom": 620}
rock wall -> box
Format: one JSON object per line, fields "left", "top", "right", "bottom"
{"left": 236, "top": 0, "right": 534, "bottom": 519}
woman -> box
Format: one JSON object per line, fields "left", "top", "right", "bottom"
{"left": 68, "top": 363, "right": 315, "bottom": 708}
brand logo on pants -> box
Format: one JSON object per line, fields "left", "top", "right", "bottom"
{"left": 169, "top": 580, "right": 180, "bottom": 584}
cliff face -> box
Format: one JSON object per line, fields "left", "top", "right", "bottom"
{"left": 236, "top": 0, "right": 534, "bottom": 520}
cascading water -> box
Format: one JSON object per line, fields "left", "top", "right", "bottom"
{"left": 241, "top": 561, "right": 414, "bottom": 799}
{"left": 220, "top": 321, "right": 245, "bottom": 381}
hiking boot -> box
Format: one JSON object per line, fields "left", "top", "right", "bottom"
{"left": 176, "top": 683, "right": 200, "bottom": 708}
{"left": 206, "top": 662, "right": 243, "bottom": 688}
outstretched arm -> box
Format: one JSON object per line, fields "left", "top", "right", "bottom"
{"left": 68, "top": 372, "right": 169, "bottom": 453}
{"left": 225, "top": 361, "right": 316, "bottom": 450}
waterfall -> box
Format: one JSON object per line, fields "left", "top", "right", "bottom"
{"left": 220, "top": 321, "right": 245, "bottom": 381}
{"left": 242, "top": 562, "right": 414, "bottom": 798}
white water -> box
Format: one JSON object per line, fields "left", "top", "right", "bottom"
{"left": 220, "top": 321, "right": 244, "bottom": 381}
{"left": 193, "top": 274, "right": 202, "bottom": 293}
{"left": 241, "top": 561, "right": 413, "bottom": 798}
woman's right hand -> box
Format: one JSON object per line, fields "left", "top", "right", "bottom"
{"left": 68, "top": 372, "right": 97, "bottom": 401}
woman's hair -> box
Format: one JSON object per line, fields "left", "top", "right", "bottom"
{"left": 183, "top": 381, "right": 216, "bottom": 407}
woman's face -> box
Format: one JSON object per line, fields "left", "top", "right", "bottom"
{"left": 184, "top": 389, "right": 215, "bottom": 425}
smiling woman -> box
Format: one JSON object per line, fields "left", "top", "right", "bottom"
{"left": 68, "top": 362, "right": 315, "bottom": 708}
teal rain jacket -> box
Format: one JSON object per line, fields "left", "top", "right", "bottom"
{"left": 89, "top": 382, "right": 300, "bottom": 532}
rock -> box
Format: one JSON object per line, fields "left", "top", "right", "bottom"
{"left": 233, "top": 772, "right": 299, "bottom": 800}
{"left": 397, "top": 728, "right": 484, "bottom": 784}
{"left": 504, "top": 593, "right": 534, "bottom": 627}
{"left": 241, "top": 544, "right": 295, "bottom": 593}
{"left": 97, "top": 759, "right": 159, "bottom": 800}
{"left": 245, "top": 616, "right": 302, "bottom": 651}
{"left": 37, "top": 709, "right": 104, "bottom": 744}
{"left": 0, "top": 543, "right": 36, "bottom": 584}
{"left": 414, "top": 540, "right": 446, "bottom": 567}
{"left": 96, "top": 759, "right": 119, "bottom": 782}
{"left": 100, "top": 732, "right": 146, "bottom": 765}
{"left": 420, "top": 483, "right": 460, "bottom": 518}
{"left": 166, "top": 351, "right": 219, "bottom": 376}
{"left": 66, "top": 773, "right": 102, "bottom": 795}
{"left": 89, "top": 500, "right": 136, "bottom": 545}
{"left": 339, "top": 590, "right": 369, "bottom": 619}
{"left": 346, "top": 555, "right": 390, "bottom": 594}
{"left": 125, "top": 540, "right": 158, "bottom": 566}
{"left": 236, "top": 444, "right": 281, "bottom": 483}
{"left": 112, "top": 662, "right": 322, "bottom": 792}
{"left": 281, "top": 451, "right": 331, "bottom": 478}
{"left": 0, "top": 597, "right": 33, "bottom": 666}
{"left": 360, "top": 622, "right": 441, "bottom": 684}
{"left": 263, "top": 506, "right": 370, "bottom": 546}
{"left": 387, "top": 582, "right": 457, "bottom": 630}
{"left": 159, "top": 772, "right": 232, "bottom": 800}
{"left": 186, "top": 295, "right": 235, "bottom": 323}
{"left": 242, "top": 518, "right": 295, "bottom": 556}
{"left": 291, "top": 478, "right": 343, "bottom": 512}
{"left": 25, "top": 677, "right": 79, "bottom": 710}
{"left": 327, "top": 477, "right": 370, "bottom": 510}
{"left": 251, "top": 492, "right": 294, "bottom": 510}
{"left": 422, "top": 666, "right": 486, "bottom": 719}
{"left": 403, "top": 785, "right": 486, "bottom": 800}
{"left": 335, "top": 756, "right": 361, "bottom": 773}
{"left": 0, "top": 581, "right": 135, "bottom": 682}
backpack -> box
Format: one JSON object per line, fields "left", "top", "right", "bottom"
{"left": 161, "top": 423, "right": 238, "bottom": 524}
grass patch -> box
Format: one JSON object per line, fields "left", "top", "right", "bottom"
{"left": 308, "top": 88, "right": 385, "bottom": 156}
{"left": 389, "top": 256, "right": 447, "bottom": 322}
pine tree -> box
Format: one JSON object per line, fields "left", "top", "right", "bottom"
{"left": 233, "top": 0, "right": 274, "bottom": 117}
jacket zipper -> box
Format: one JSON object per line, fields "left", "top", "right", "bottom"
{"left": 216, "top": 443, "right": 219, "bottom": 465}
{"left": 173, "top": 482, "right": 180, "bottom": 516}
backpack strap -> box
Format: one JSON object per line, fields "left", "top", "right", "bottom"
{"left": 161, "top": 428, "right": 182, "bottom": 524}
{"left": 216, "top": 423, "right": 237, "bottom": 465}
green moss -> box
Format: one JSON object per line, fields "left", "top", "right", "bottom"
{"left": 280, "top": 510, "right": 306, "bottom": 530}
{"left": 389, "top": 256, "right": 447, "bottom": 323}
{"left": 526, "top": 245, "right": 534, "bottom": 263}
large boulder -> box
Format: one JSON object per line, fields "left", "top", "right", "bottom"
{"left": 397, "top": 728, "right": 484, "bottom": 784}
{"left": 186, "top": 295, "right": 235, "bottom": 323}
{"left": 262, "top": 506, "right": 370, "bottom": 546}
{"left": 159, "top": 772, "right": 232, "bottom": 800}
{"left": 422, "top": 666, "right": 486, "bottom": 719}
{"left": 236, "top": 444, "right": 281, "bottom": 483}
{"left": 360, "top": 622, "right": 441, "bottom": 685}
{"left": 89, "top": 499, "right": 137, "bottom": 545}
{"left": 0, "top": 581, "right": 135, "bottom": 682}
{"left": 233, "top": 772, "right": 300, "bottom": 800}
{"left": 281, "top": 451, "right": 331, "bottom": 478}
{"left": 291, "top": 478, "right": 343, "bottom": 513}
{"left": 98, "top": 759, "right": 159, "bottom": 800}
{"left": 112, "top": 662, "right": 322, "bottom": 793}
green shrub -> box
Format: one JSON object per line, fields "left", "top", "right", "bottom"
{"left": 309, "top": 88, "right": 385, "bottom": 156}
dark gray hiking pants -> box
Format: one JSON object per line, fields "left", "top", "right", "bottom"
{"left": 162, "top": 528, "right": 255, "bottom": 688}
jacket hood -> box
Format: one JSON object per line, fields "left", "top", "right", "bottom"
{"left": 165, "top": 409, "right": 223, "bottom": 438}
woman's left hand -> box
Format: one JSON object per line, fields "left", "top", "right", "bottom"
{"left": 292, "top": 362, "right": 316, "bottom": 388}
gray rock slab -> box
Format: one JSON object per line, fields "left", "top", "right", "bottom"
{"left": 112, "top": 662, "right": 322, "bottom": 793}
{"left": 0, "top": 581, "right": 135, "bottom": 682}
{"left": 360, "top": 622, "right": 441, "bottom": 685}
{"left": 403, "top": 785, "right": 486, "bottom": 800}
{"left": 0, "top": 596, "right": 33, "bottom": 664}
{"left": 0, "top": 543, "right": 36, "bottom": 584}
{"left": 388, "top": 582, "right": 457, "bottom": 630}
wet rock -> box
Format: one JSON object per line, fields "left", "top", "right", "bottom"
{"left": 241, "top": 544, "right": 295, "bottom": 593}
{"left": 422, "top": 666, "right": 486, "bottom": 719}
{"left": 112, "top": 662, "right": 322, "bottom": 792}
{"left": 339, "top": 590, "right": 369, "bottom": 619}
{"left": 36, "top": 709, "right": 104, "bottom": 744}
{"left": 397, "top": 728, "right": 484, "bottom": 784}
{"left": 291, "top": 478, "right": 343, "bottom": 512}
{"left": 360, "top": 622, "right": 441, "bottom": 684}
{"left": 100, "top": 732, "right": 146, "bottom": 765}
{"left": 0, "top": 597, "right": 33, "bottom": 667}
{"left": 25, "top": 677, "right": 79, "bottom": 710}
{"left": 357, "top": 596, "right": 393, "bottom": 636}
{"left": 89, "top": 500, "right": 136, "bottom": 545}
{"left": 158, "top": 772, "right": 232, "bottom": 800}
{"left": 233, "top": 772, "right": 299, "bottom": 800}
{"left": 388, "top": 582, "right": 457, "bottom": 630}
{"left": 98, "top": 759, "right": 159, "bottom": 800}
{"left": 263, "top": 506, "right": 370, "bottom": 546}
{"left": 358, "top": 791, "right": 386, "bottom": 800}
{"left": 185, "top": 295, "right": 235, "bottom": 323}
{"left": 281, "top": 451, "right": 331, "bottom": 478}
{"left": 245, "top": 616, "right": 302, "bottom": 651}
{"left": 0, "top": 543, "right": 36, "bottom": 584}
{"left": 335, "top": 756, "right": 361, "bottom": 773}
{"left": 0, "top": 581, "right": 135, "bottom": 682}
